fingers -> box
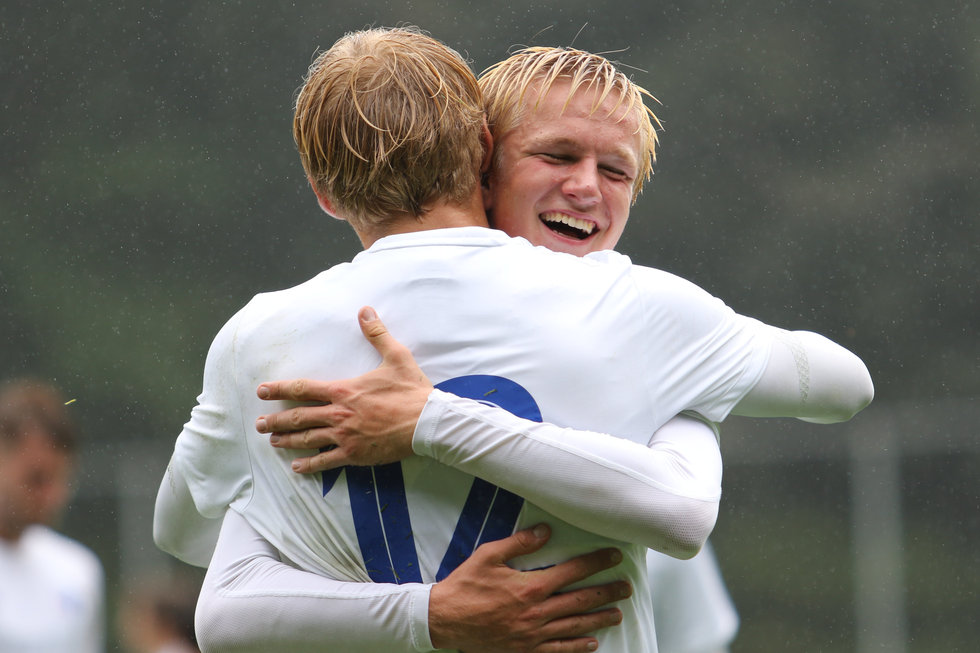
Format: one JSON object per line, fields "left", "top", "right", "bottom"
{"left": 288, "top": 448, "right": 345, "bottom": 474}
{"left": 471, "top": 524, "right": 553, "bottom": 564}
{"left": 256, "top": 378, "right": 332, "bottom": 403}
{"left": 256, "top": 404, "right": 334, "bottom": 436}
{"left": 266, "top": 428, "right": 333, "bottom": 451}
{"left": 537, "top": 581, "right": 632, "bottom": 621}
{"left": 472, "top": 530, "right": 625, "bottom": 594}
{"left": 533, "top": 547, "right": 623, "bottom": 595}
{"left": 526, "top": 579, "right": 629, "bottom": 651}
{"left": 535, "top": 637, "right": 601, "bottom": 653}
{"left": 532, "top": 608, "right": 624, "bottom": 652}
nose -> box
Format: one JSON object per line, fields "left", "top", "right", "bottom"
{"left": 561, "top": 160, "right": 601, "bottom": 207}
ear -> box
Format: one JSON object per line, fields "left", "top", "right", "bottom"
{"left": 479, "top": 119, "right": 494, "bottom": 175}
{"left": 479, "top": 120, "right": 495, "bottom": 212}
{"left": 308, "top": 177, "right": 345, "bottom": 222}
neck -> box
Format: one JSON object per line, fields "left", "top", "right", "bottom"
{"left": 355, "top": 193, "right": 489, "bottom": 248}
{"left": 0, "top": 521, "right": 24, "bottom": 543}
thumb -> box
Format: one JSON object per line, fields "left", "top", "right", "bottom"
{"left": 358, "top": 306, "right": 397, "bottom": 360}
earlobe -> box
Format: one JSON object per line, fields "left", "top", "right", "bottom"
{"left": 316, "top": 194, "right": 338, "bottom": 219}
{"left": 309, "top": 177, "right": 344, "bottom": 221}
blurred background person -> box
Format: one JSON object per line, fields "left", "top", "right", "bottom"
{"left": 118, "top": 573, "right": 201, "bottom": 653}
{"left": 0, "top": 378, "right": 105, "bottom": 653}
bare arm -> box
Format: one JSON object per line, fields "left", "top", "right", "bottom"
{"left": 196, "top": 511, "right": 628, "bottom": 653}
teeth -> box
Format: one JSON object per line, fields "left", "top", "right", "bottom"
{"left": 540, "top": 212, "right": 596, "bottom": 235}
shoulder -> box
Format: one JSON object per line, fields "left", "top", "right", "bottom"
{"left": 579, "top": 252, "right": 731, "bottom": 319}
{"left": 583, "top": 250, "right": 707, "bottom": 293}
{"left": 207, "top": 266, "right": 352, "bottom": 353}
{"left": 238, "top": 267, "right": 351, "bottom": 320}
{"left": 23, "top": 526, "right": 104, "bottom": 580}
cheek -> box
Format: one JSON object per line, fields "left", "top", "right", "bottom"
{"left": 490, "top": 207, "right": 533, "bottom": 238}
{"left": 604, "top": 189, "right": 632, "bottom": 223}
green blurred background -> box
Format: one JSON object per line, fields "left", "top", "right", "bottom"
{"left": 2, "top": 1, "right": 977, "bottom": 650}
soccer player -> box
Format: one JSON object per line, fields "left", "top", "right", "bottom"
{"left": 223, "top": 45, "right": 853, "bottom": 653}
{"left": 252, "top": 45, "right": 743, "bottom": 652}
{"left": 155, "top": 28, "right": 872, "bottom": 653}
{"left": 0, "top": 379, "right": 106, "bottom": 653}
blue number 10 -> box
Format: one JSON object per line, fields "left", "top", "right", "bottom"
{"left": 321, "top": 375, "right": 542, "bottom": 584}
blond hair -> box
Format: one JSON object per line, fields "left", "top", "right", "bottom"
{"left": 294, "top": 27, "right": 486, "bottom": 229}
{"left": 479, "top": 46, "right": 661, "bottom": 202}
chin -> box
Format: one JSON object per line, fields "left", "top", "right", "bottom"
{"left": 546, "top": 237, "right": 595, "bottom": 256}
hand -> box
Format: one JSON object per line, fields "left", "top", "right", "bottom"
{"left": 255, "top": 306, "right": 434, "bottom": 471}
{"left": 429, "top": 524, "right": 630, "bottom": 653}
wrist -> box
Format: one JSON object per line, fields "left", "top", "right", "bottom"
{"left": 427, "top": 580, "right": 460, "bottom": 650}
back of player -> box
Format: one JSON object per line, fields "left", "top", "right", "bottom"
{"left": 173, "top": 227, "right": 768, "bottom": 652}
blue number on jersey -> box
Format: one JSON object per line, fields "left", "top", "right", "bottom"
{"left": 321, "top": 375, "right": 541, "bottom": 584}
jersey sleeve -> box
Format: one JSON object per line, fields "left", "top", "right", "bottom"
{"left": 170, "top": 310, "right": 254, "bottom": 519}
{"left": 414, "top": 392, "right": 722, "bottom": 557}
{"left": 628, "top": 266, "right": 774, "bottom": 422}
{"left": 153, "top": 459, "right": 225, "bottom": 567}
{"left": 196, "top": 510, "right": 435, "bottom": 653}
{"left": 625, "top": 264, "right": 873, "bottom": 423}
{"left": 734, "top": 329, "right": 874, "bottom": 422}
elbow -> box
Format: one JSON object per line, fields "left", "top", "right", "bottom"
{"left": 838, "top": 354, "right": 876, "bottom": 421}
{"left": 646, "top": 497, "right": 718, "bottom": 560}
{"left": 827, "top": 367, "right": 876, "bottom": 423}
{"left": 152, "top": 509, "right": 190, "bottom": 563}
{"left": 669, "top": 539, "right": 705, "bottom": 561}
{"left": 855, "top": 371, "right": 875, "bottom": 415}
{"left": 669, "top": 515, "right": 715, "bottom": 561}
{"left": 804, "top": 362, "right": 875, "bottom": 424}
{"left": 152, "top": 516, "right": 178, "bottom": 558}
{"left": 844, "top": 376, "right": 875, "bottom": 421}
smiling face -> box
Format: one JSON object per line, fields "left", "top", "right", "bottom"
{"left": 485, "top": 80, "right": 643, "bottom": 256}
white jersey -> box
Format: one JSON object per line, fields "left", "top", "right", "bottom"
{"left": 173, "top": 227, "right": 770, "bottom": 652}
{"left": 0, "top": 525, "right": 105, "bottom": 653}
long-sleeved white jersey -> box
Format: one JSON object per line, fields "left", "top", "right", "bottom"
{"left": 168, "top": 227, "right": 774, "bottom": 652}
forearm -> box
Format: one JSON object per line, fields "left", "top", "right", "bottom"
{"left": 153, "top": 459, "right": 224, "bottom": 567}
{"left": 414, "top": 393, "right": 721, "bottom": 557}
{"left": 197, "top": 510, "right": 434, "bottom": 653}
{"left": 733, "top": 329, "right": 874, "bottom": 422}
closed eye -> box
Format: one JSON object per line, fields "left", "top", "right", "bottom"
{"left": 538, "top": 152, "right": 571, "bottom": 162}
{"left": 601, "top": 165, "right": 632, "bottom": 181}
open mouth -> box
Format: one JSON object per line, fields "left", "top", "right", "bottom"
{"left": 540, "top": 212, "right": 596, "bottom": 240}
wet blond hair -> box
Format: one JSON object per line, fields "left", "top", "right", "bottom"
{"left": 479, "top": 46, "right": 661, "bottom": 202}
{"left": 294, "top": 27, "right": 486, "bottom": 230}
